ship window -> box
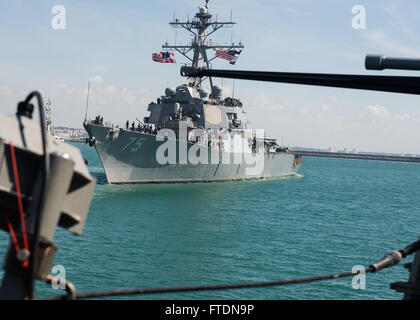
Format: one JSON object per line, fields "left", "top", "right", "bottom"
{"left": 227, "top": 113, "right": 237, "bottom": 120}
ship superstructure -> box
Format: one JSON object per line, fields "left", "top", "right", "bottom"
{"left": 84, "top": 1, "right": 302, "bottom": 183}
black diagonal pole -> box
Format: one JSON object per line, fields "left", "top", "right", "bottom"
{"left": 181, "top": 67, "right": 420, "bottom": 95}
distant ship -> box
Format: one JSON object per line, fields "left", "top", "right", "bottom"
{"left": 45, "top": 98, "right": 65, "bottom": 142}
{"left": 84, "top": 1, "right": 302, "bottom": 184}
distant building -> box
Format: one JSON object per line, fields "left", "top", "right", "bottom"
{"left": 328, "top": 147, "right": 337, "bottom": 153}
{"left": 51, "top": 126, "right": 88, "bottom": 141}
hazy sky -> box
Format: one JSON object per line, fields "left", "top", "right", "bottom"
{"left": 1, "top": 0, "right": 420, "bottom": 154}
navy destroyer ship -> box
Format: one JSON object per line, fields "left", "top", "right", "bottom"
{"left": 84, "top": 1, "right": 302, "bottom": 184}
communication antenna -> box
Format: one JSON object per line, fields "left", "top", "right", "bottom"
{"left": 232, "top": 79, "right": 235, "bottom": 98}
{"left": 232, "top": 65, "right": 236, "bottom": 98}
{"left": 84, "top": 82, "right": 91, "bottom": 121}
{"left": 163, "top": 1, "right": 244, "bottom": 92}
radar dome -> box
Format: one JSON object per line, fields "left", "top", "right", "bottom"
{"left": 176, "top": 85, "right": 188, "bottom": 94}
{"left": 165, "top": 87, "right": 176, "bottom": 97}
{"left": 211, "top": 85, "right": 222, "bottom": 99}
{"left": 199, "top": 7, "right": 208, "bottom": 14}
{"left": 199, "top": 89, "right": 209, "bottom": 98}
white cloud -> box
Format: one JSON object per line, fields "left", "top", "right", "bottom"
{"left": 359, "top": 104, "right": 390, "bottom": 124}
{"left": 383, "top": 4, "right": 420, "bottom": 42}
{"left": 394, "top": 113, "right": 420, "bottom": 123}
{"left": 321, "top": 104, "right": 330, "bottom": 112}
{"left": 90, "top": 85, "right": 148, "bottom": 108}
{"left": 0, "top": 86, "right": 13, "bottom": 97}
{"left": 89, "top": 75, "right": 103, "bottom": 83}
{"left": 368, "top": 104, "right": 389, "bottom": 118}
{"left": 8, "top": 83, "right": 151, "bottom": 128}
{"left": 395, "top": 113, "right": 411, "bottom": 121}
{"left": 298, "top": 107, "right": 311, "bottom": 116}
{"left": 251, "top": 94, "right": 285, "bottom": 112}
{"left": 327, "top": 96, "right": 337, "bottom": 104}
{"left": 104, "top": 85, "right": 117, "bottom": 94}
{"left": 363, "top": 30, "right": 420, "bottom": 57}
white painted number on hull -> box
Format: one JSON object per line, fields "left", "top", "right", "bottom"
{"left": 121, "top": 137, "right": 146, "bottom": 152}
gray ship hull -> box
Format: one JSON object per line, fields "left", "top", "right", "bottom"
{"left": 85, "top": 124, "right": 301, "bottom": 184}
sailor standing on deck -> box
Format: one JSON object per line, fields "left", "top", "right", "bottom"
{"left": 126, "top": 120, "right": 129, "bottom": 130}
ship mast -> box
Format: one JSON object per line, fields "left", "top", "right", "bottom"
{"left": 163, "top": 0, "right": 244, "bottom": 92}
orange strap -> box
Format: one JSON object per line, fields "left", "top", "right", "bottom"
{"left": 2, "top": 208, "right": 21, "bottom": 253}
{"left": 9, "top": 141, "right": 30, "bottom": 267}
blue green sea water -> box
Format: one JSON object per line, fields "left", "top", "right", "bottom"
{"left": 1, "top": 143, "right": 420, "bottom": 299}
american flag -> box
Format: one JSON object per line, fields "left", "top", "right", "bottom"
{"left": 152, "top": 51, "right": 176, "bottom": 63}
{"left": 215, "top": 49, "right": 242, "bottom": 65}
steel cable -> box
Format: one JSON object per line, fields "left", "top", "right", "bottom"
{"left": 41, "top": 239, "right": 420, "bottom": 300}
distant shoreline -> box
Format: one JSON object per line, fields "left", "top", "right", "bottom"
{"left": 295, "top": 150, "right": 420, "bottom": 163}
{"left": 66, "top": 138, "right": 86, "bottom": 143}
